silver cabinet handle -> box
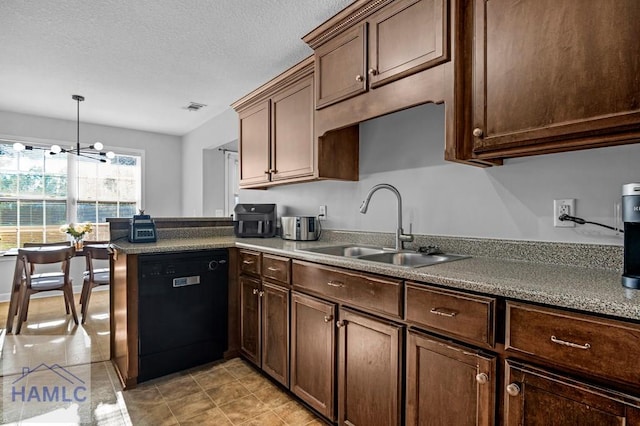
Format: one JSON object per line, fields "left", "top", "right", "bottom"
{"left": 336, "top": 320, "right": 347, "bottom": 328}
{"left": 551, "top": 335, "right": 591, "bottom": 350}
{"left": 243, "top": 260, "right": 254, "bottom": 264}
{"left": 267, "top": 267, "right": 280, "bottom": 272}
{"left": 506, "top": 383, "right": 521, "bottom": 396}
{"left": 476, "top": 373, "right": 489, "bottom": 385}
{"left": 327, "top": 280, "right": 344, "bottom": 288}
{"left": 430, "top": 307, "right": 457, "bottom": 318}
{"left": 258, "top": 291, "right": 264, "bottom": 297}
{"left": 355, "top": 74, "right": 364, "bottom": 82}
{"left": 473, "top": 128, "right": 484, "bottom": 137}
{"left": 324, "top": 315, "right": 333, "bottom": 323}
{"left": 368, "top": 68, "right": 378, "bottom": 76}
{"left": 252, "top": 288, "right": 259, "bottom": 295}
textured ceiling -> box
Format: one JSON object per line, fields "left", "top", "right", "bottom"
{"left": 0, "top": 0, "right": 353, "bottom": 136}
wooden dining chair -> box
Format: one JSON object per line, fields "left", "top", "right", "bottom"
{"left": 22, "top": 241, "right": 73, "bottom": 316}
{"left": 80, "top": 243, "right": 110, "bottom": 323}
{"left": 15, "top": 246, "right": 78, "bottom": 334}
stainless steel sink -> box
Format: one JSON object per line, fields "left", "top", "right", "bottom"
{"left": 300, "top": 245, "right": 388, "bottom": 257}
{"left": 358, "top": 252, "right": 468, "bottom": 268}
{"left": 298, "top": 245, "right": 469, "bottom": 268}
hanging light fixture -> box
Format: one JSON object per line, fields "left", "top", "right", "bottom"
{"left": 12, "top": 94, "right": 115, "bottom": 162}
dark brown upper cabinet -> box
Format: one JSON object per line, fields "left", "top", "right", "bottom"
{"left": 469, "top": 0, "right": 640, "bottom": 161}
{"left": 307, "top": 0, "right": 449, "bottom": 109}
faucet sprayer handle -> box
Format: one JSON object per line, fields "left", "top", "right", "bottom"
{"left": 418, "top": 245, "right": 441, "bottom": 254}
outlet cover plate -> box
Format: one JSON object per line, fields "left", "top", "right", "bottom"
{"left": 554, "top": 199, "right": 575, "bottom": 227}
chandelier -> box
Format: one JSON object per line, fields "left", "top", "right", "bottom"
{"left": 12, "top": 94, "right": 115, "bottom": 162}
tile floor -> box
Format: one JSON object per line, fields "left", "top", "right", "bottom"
{"left": 1, "top": 293, "right": 323, "bottom": 425}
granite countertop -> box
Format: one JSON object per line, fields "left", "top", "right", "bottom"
{"left": 112, "top": 236, "right": 640, "bottom": 322}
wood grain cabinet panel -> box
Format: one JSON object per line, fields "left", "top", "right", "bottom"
{"left": 239, "top": 250, "right": 261, "bottom": 276}
{"left": 368, "top": 0, "right": 448, "bottom": 88}
{"left": 290, "top": 292, "right": 336, "bottom": 420}
{"left": 271, "top": 75, "right": 314, "bottom": 181}
{"left": 261, "top": 254, "right": 290, "bottom": 285}
{"left": 338, "top": 308, "right": 403, "bottom": 426}
{"left": 238, "top": 101, "right": 270, "bottom": 186}
{"left": 406, "top": 282, "right": 496, "bottom": 348}
{"left": 471, "top": 0, "right": 640, "bottom": 159}
{"left": 292, "top": 260, "right": 403, "bottom": 319}
{"left": 506, "top": 302, "right": 640, "bottom": 389}
{"left": 315, "top": 24, "right": 367, "bottom": 109}
{"left": 239, "top": 274, "right": 261, "bottom": 365}
{"left": 406, "top": 330, "right": 496, "bottom": 426}
{"left": 260, "top": 281, "right": 289, "bottom": 386}
{"left": 504, "top": 360, "right": 640, "bottom": 426}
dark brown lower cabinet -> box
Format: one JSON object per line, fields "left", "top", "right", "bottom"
{"left": 290, "top": 292, "right": 336, "bottom": 420}
{"left": 239, "top": 274, "right": 261, "bottom": 365}
{"left": 338, "top": 308, "right": 403, "bottom": 426}
{"left": 406, "top": 330, "right": 496, "bottom": 426}
{"left": 504, "top": 360, "right": 640, "bottom": 426}
{"left": 261, "top": 281, "right": 289, "bottom": 386}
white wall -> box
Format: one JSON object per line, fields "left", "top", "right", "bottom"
{"left": 181, "top": 108, "right": 237, "bottom": 216}
{"left": 0, "top": 110, "right": 183, "bottom": 217}
{"left": 240, "top": 103, "right": 634, "bottom": 245}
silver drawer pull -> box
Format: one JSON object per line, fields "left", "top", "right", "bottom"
{"left": 327, "top": 280, "right": 344, "bottom": 288}
{"left": 551, "top": 335, "right": 591, "bottom": 350}
{"left": 243, "top": 260, "right": 254, "bottom": 265}
{"left": 252, "top": 288, "right": 259, "bottom": 295}
{"left": 430, "top": 307, "right": 457, "bottom": 318}
{"left": 324, "top": 315, "right": 333, "bottom": 323}
{"left": 267, "top": 267, "right": 280, "bottom": 272}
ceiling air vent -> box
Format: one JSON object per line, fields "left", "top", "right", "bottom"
{"left": 185, "top": 102, "right": 207, "bottom": 112}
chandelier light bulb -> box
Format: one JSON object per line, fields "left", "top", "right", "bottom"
{"left": 93, "top": 142, "right": 104, "bottom": 151}
{"left": 50, "top": 144, "right": 62, "bottom": 154}
{"left": 13, "top": 142, "right": 25, "bottom": 152}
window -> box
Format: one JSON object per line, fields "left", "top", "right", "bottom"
{"left": 0, "top": 141, "right": 141, "bottom": 249}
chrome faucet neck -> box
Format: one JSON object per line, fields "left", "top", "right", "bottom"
{"left": 360, "top": 183, "right": 412, "bottom": 250}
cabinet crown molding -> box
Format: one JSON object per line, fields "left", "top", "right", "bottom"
{"left": 231, "top": 56, "right": 313, "bottom": 112}
{"left": 302, "top": 0, "right": 393, "bottom": 49}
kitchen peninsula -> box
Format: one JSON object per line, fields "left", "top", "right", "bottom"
{"left": 109, "top": 218, "right": 640, "bottom": 425}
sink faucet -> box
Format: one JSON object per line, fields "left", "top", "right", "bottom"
{"left": 359, "top": 183, "right": 414, "bottom": 251}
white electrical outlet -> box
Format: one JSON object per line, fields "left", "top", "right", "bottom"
{"left": 554, "top": 199, "right": 575, "bottom": 227}
{"left": 319, "top": 205, "right": 327, "bottom": 220}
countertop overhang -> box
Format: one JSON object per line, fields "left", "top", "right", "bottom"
{"left": 111, "top": 237, "right": 640, "bottom": 322}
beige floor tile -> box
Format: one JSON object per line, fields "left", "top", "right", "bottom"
{"left": 225, "top": 361, "right": 256, "bottom": 378}
{"left": 273, "top": 400, "right": 317, "bottom": 425}
{"left": 128, "top": 401, "right": 179, "bottom": 426}
{"left": 253, "top": 383, "right": 292, "bottom": 409}
{"left": 238, "top": 370, "right": 272, "bottom": 392}
{"left": 156, "top": 374, "right": 203, "bottom": 401}
{"left": 193, "top": 368, "right": 237, "bottom": 391}
{"left": 166, "top": 390, "right": 216, "bottom": 422}
{"left": 241, "top": 410, "right": 287, "bottom": 426}
{"left": 206, "top": 379, "right": 251, "bottom": 406}
{"left": 178, "top": 406, "right": 233, "bottom": 425}
{"left": 219, "top": 394, "right": 270, "bottom": 425}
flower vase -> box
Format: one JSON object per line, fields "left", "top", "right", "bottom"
{"left": 74, "top": 239, "right": 84, "bottom": 251}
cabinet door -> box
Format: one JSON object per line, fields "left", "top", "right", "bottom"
{"left": 271, "top": 75, "right": 314, "bottom": 181}
{"left": 290, "top": 292, "right": 336, "bottom": 420}
{"left": 315, "top": 23, "right": 367, "bottom": 109}
{"left": 472, "top": 0, "right": 640, "bottom": 158}
{"left": 338, "top": 308, "right": 403, "bottom": 426}
{"left": 406, "top": 330, "right": 496, "bottom": 426}
{"left": 504, "top": 360, "right": 640, "bottom": 426}
{"left": 239, "top": 275, "right": 261, "bottom": 366}
{"left": 368, "top": 0, "right": 449, "bottom": 88}
{"left": 261, "top": 281, "right": 289, "bottom": 387}
{"left": 238, "top": 100, "right": 271, "bottom": 186}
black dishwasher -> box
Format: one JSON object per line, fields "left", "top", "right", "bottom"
{"left": 138, "top": 249, "right": 228, "bottom": 382}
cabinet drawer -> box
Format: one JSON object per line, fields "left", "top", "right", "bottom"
{"left": 239, "top": 250, "right": 261, "bottom": 276}
{"left": 262, "top": 254, "right": 291, "bottom": 284}
{"left": 506, "top": 302, "right": 640, "bottom": 387}
{"left": 292, "top": 260, "right": 403, "bottom": 319}
{"left": 406, "top": 283, "right": 496, "bottom": 348}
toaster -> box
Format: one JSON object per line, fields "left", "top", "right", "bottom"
{"left": 281, "top": 216, "right": 321, "bottom": 241}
